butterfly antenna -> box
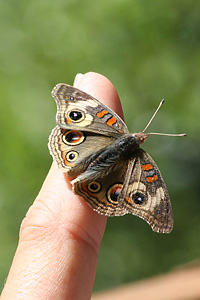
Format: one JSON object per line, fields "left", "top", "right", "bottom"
{"left": 147, "top": 132, "right": 186, "bottom": 137}
{"left": 142, "top": 99, "right": 165, "bottom": 133}
{"left": 142, "top": 99, "right": 186, "bottom": 137}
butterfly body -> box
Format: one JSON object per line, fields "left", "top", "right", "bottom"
{"left": 71, "top": 133, "right": 148, "bottom": 183}
{"left": 49, "top": 83, "right": 174, "bottom": 233}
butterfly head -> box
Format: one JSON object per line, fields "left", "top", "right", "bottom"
{"left": 134, "top": 132, "right": 149, "bottom": 145}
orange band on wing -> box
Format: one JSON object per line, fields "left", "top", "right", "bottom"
{"left": 125, "top": 197, "right": 133, "bottom": 204}
{"left": 146, "top": 175, "right": 158, "bottom": 182}
{"left": 97, "top": 110, "right": 108, "bottom": 118}
{"left": 107, "top": 117, "right": 117, "bottom": 126}
{"left": 66, "top": 117, "right": 72, "bottom": 124}
{"left": 141, "top": 164, "right": 153, "bottom": 171}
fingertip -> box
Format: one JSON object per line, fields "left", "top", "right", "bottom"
{"left": 73, "top": 73, "right": 84, "bottom": 86}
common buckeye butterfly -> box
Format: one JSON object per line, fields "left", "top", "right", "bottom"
{"left": 48, "top": 83, "right": 186, "bottom": 233}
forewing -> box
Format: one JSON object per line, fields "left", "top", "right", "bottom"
{"left": 52, "top": 83, "right": 128, "bottom": 137}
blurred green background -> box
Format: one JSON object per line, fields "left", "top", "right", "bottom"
{"left": 0, "top": 0, "right": 199, "bottom": 293}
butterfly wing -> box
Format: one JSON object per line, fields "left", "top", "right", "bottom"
{"left": 52, "top": 84, "right": 128, "bottom": 137}
{"left": 48, "top": 126, "right": 115, "bottom": 175}
{"left": 120, "top": 149, "right": 173, "bottom": 233}
{"left": 72, "top": 162, "right": 129, "bottom": 216}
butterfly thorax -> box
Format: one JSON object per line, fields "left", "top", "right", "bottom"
{"left": 90, "top": 134, "right": 140, "bottom": 164}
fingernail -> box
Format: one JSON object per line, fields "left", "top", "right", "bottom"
{"left": 73, "top": 73, "right": 84, "bottom": 87}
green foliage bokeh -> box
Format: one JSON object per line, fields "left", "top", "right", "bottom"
{"left": 0, "top": 0, "right": 199, "bottom": 292}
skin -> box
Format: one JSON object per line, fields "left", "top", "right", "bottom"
{"left": 1, "top": 72, "right": 124, "bottom": 300}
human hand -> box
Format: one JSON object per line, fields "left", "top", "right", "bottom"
{"left": 1, "top": 72, "right": 124, "bottom": 300}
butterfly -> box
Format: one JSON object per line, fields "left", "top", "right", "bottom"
{"left": 48, "top": 83, "right": 186, "bottom": 233}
